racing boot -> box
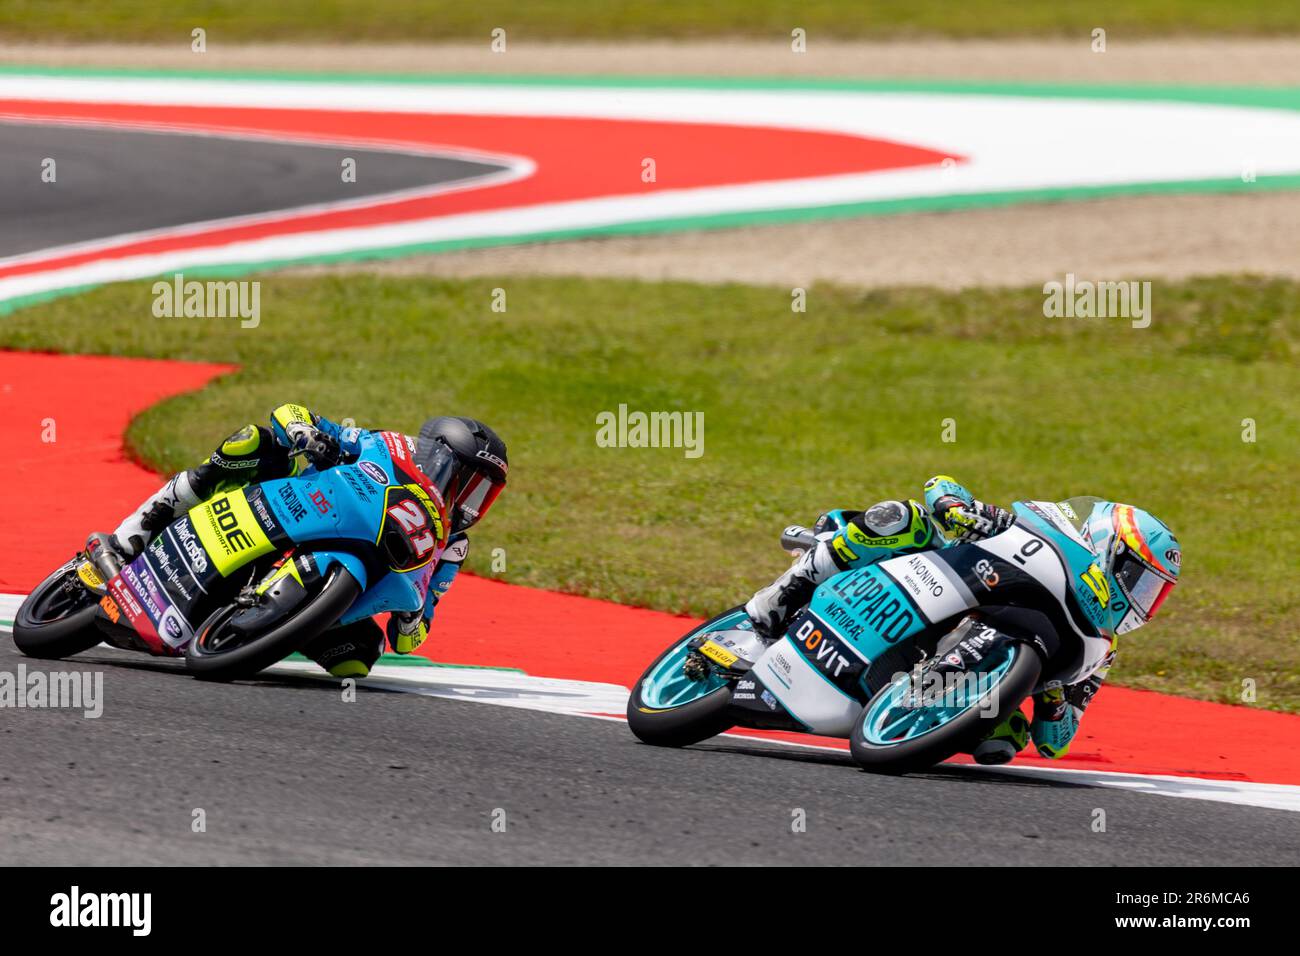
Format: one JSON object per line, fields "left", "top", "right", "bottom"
{"left": 744, "top": 539, "right": 840, "bottom": 640}
{"left": 386, "top": 610, "right": 430, "bottom": 655}
{"left": 304, "top": 619, "right": 386, "bottom": 678}
{"left": 104, "top": 472, "right": 204, "bottom": 559}
{"left": 971, "top": 710, "right": 1031, "bottom": 765}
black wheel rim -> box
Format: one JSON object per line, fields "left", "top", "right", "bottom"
{"left": 194, "top": 609, "right": 248, "bottom": 656}
{"left": 29, "top": 570, "right": 94, "bottom": 624}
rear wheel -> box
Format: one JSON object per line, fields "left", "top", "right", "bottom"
{"left": 850, "top": 639, "right": 1042, "bottom": 775}
{"left": 12, "top": 562, "right": 102, "bottom": 660}
{"left": 186, "top": 566, "right": 361, "bottom": 681}
{"left": 626, "top": 607, "right": 747, "bottom": 747}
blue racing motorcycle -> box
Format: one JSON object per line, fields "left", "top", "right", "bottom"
{"left": 12, "top": 429, "right": 448, "bottom": 681}
{"left": 628, "top": 503, "right": 1117, "bottom": 773}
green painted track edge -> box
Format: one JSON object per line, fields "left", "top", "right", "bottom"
{"left": 2, "top": 63, "right": 1300, "bottom": 111}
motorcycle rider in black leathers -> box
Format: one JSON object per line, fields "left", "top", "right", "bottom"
{"left": 86, "top": 403, "right": 507, "bottom": 677}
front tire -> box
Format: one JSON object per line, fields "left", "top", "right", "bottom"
{"left": 12, "top": 562, "right": 102, "bottom": 660}
{"left": 626, "top": 607, "right": 746, "bottom": 748}
{"left": 850, "top": 640, "right": 1042, "bottom": 775}
{"left": 185, "top": 566, "right": 361, "bottom": 681}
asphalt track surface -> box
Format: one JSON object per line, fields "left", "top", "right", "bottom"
{"left": 0, "top": 121, "right": 508, "bottom": 258}
{"left": 1, "top": 642, "right": 1296, "bottom": 866}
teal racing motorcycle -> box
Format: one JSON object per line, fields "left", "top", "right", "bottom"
{"left": 628, "top": 502, "right": 1121, "bottom": 773}
{"left": 12, "top": 430, "right": 448, "bottom": 681}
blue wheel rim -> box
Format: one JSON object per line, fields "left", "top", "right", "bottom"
{"left": 861, "top": 643, "right": 1019, "bottom": 746}
{"left": 639, "top": 610, "right": 747, "bottom": 710}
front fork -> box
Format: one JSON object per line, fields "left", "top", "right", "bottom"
{"left": 225, "top": 552, "right": 322, "bottom": 636}
{"left": 684, "top": 625, "right": 769, "bottom": 681}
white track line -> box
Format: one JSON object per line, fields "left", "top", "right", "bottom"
{"left": 3, "top": 591, "right": 1298, "bottom": 812}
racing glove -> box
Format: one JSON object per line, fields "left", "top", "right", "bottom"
{"left": 285, "top": 421, "right": 342, "bottom": 468}
{"left": 923, "top": 475, "right": 1014, "bottom": 541}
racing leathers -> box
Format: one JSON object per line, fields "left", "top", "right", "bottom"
{"left": 98, "top": 403, "right": 467, "bottom": 678}
{"left": 743, "top": 474, "right": 1115, "bottom": 764}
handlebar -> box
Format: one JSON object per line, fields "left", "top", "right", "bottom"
{"left": 288, "top": 434, "right": 343, "bottom": 469}
{"left": 780, "top": 525, "right": 818, "bottom": 554}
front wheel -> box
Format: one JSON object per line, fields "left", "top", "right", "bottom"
{"left": 850, "top": 639, "right": 1042, "bottom": 775}
{"left": 12, "top": 561, "right": 102, "bottom": 660}
{"left": 626, "top": 607, "right": 748, "bottom": 748}
{"left": 185, "top": 566, "right": 361, "bottom": 681}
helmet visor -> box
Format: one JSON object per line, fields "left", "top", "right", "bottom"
{"left": 1114, "top": 550, "right": 1176, "bottom": 620}
{"left": 454, "top": 471, "right": 504, "bottom": 529}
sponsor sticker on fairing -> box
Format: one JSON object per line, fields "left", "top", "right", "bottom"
{"left": 173, "top": 518, "right": 209, "bottom": 574}
{"left": 275, "top": 483, "right": 309, "bottom": 523}
{"left": 158, "top": 607, "right": 192, "bottom": 649}
{"left": 248, "top": 487, "right": 284, "bottom": 538}
{"left": 107, "top": 574, "right": 160, "bottom": 647}
{"left": 1025, "top": 500, "right": 1094, "bottom": 550}
{"left": 147, "top": 535, "right": 198, "bottom": 609}
{"left": 122, "top": 563, "right": 163, "bottom": 621}
{"left": 360, "top": 460, "right": 389, "bottom": 486}
{"left": 381, "top": 431, "right": 407, "bottom": 462}
{"left": 790, "top": 612, "right": 867, "bottom": 692}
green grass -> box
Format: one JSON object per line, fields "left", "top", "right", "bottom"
{"left": 2, "top": 1, "right": 1297, "bottom": 43}
{"left": 1, "top": 274, "right": 1297, "bottom": 711}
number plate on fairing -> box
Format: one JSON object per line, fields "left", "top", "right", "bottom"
{"left": 377, "top": 484, "right": 448, "bottom": 572}
{"left": 692, "top": 628, "right": 766, "bottom": 672}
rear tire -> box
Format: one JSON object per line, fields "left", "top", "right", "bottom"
{"left": 12, "top": 563, "right": 102, "bottom": 660}
{"left": 850, "top": 641, "right": 1042, "bottom": 775}
{"left": 185, "top": 566, "right": 361, "bottom": 682}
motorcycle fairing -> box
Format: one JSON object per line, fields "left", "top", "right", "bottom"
{"left": 989, "top": 505, "right": 1117, "bottom": 683}
{"left": 748, "top": 508, "right": 1117, "bottom": 734}
{"left": 103, "top": 484, "right": 294, "bottom": 654}
{"left": 751, "top": 546, "right": 982, "bottom": 735}
{"left": 99, "top": 427, "right": 446, "bottom": 656}
{"left": 105, "top": 557, "right": 184, "bottom": 653}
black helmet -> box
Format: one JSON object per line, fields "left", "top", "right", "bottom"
{"left": 415, "top": 416, "right": 507, "bottom": 534}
